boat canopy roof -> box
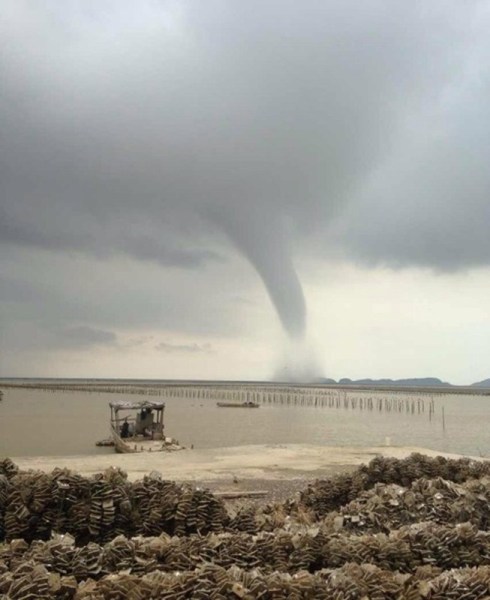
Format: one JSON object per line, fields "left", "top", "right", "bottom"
{"left": 109, "top": 400, "right": 165, "bottom": 411}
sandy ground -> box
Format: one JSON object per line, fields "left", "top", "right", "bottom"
{"left": 11, "top": 443, "right": 482, "bottom": 481}
{"left": 10, "top": 444, "right": 485, "bottom": 505}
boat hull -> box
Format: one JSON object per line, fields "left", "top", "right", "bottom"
{"left": 110, "top": 425, "right": 183, "bottom": 453}
{"left": 216, "top": 402, "right": 260, "bottom": 408}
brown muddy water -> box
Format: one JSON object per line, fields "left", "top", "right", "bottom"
{"left": 0, "top": 386, "right": 489, "bottom": 457}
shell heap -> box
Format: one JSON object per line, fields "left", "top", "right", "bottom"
{"left": 2, "top": 454, "right": 490, "bottom": 599}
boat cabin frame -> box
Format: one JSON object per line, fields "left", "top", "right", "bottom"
{"left": 110, "top": 400, "right": 165, "bottom": 451}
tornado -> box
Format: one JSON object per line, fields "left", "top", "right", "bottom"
{"left": 212, "top": 206, "right": 306, "bottom": 339}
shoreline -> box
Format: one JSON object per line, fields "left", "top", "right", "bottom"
{"left": 9, "top": 444, "right": 486, "bottom": 505}
{"left": 10, "top": 442, "right": 483, "bottom": 481}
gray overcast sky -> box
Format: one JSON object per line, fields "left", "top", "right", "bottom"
{"left": 1, "top": 0, "right": 489, "bottom": 383}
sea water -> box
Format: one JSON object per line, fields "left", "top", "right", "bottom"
{"left": 0, "top": 385, "right": 488, "bottom": 457}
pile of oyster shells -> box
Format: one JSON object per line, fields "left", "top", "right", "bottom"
{"left": 3, "top": 453, "right": 490, "bottom": 598}
{"left": 0, "top": 459, "right": 227, "bottom": 544}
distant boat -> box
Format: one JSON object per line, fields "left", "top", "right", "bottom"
{"left": 216, "top": 401, "right": 260, "bottom": 408}
{"left": 109, "top": 400, "right": 185, "bottom": 453}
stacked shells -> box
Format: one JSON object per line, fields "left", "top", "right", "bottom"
{"left": 297, "top": 453, "right": 490, "bottom": 518}
{"left": 322, "top": 476, "right": 490, "bottom": 535}
{"left": 3, "top": 454, "right": 490, "bottom": 599}
{"left": 0, "top": 461, "right": 228, "bottom": 544}
{"left": 4, "top": 559, "right": 490, "bottom": 599}
{"left": 2, "top": 522, "right": 490, "bottom": 576}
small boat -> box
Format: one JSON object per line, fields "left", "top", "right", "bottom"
{"left": 216, "top": 401, "right": 260, "bottom": 408}
{"left": 109, "top": 400, "right": 185, "bottom": 453}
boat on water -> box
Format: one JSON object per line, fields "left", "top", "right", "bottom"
{"left": 109, "top": 400, "right": 184, "bottom": 453}
{"left": 216, "top": 401, "right": 260, "bottom": 408}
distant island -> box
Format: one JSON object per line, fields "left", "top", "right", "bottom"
{"left": 316, "top": 377, "right": 490, "bottom": 388}
{"left": 471, "top": 378, "right": 490, "bottom": 388}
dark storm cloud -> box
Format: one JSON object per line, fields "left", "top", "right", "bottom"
{"left": 0, "top": 250, "right": 251, "bottom": 355}
{"left": 1, "top": 0, "right": 489, "bottom": 341}
{"left": 56, "top": 325, "right": 116, "bottom": 348}
{"left": 329, "top": 48, "right": 490, "bottom": 271}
